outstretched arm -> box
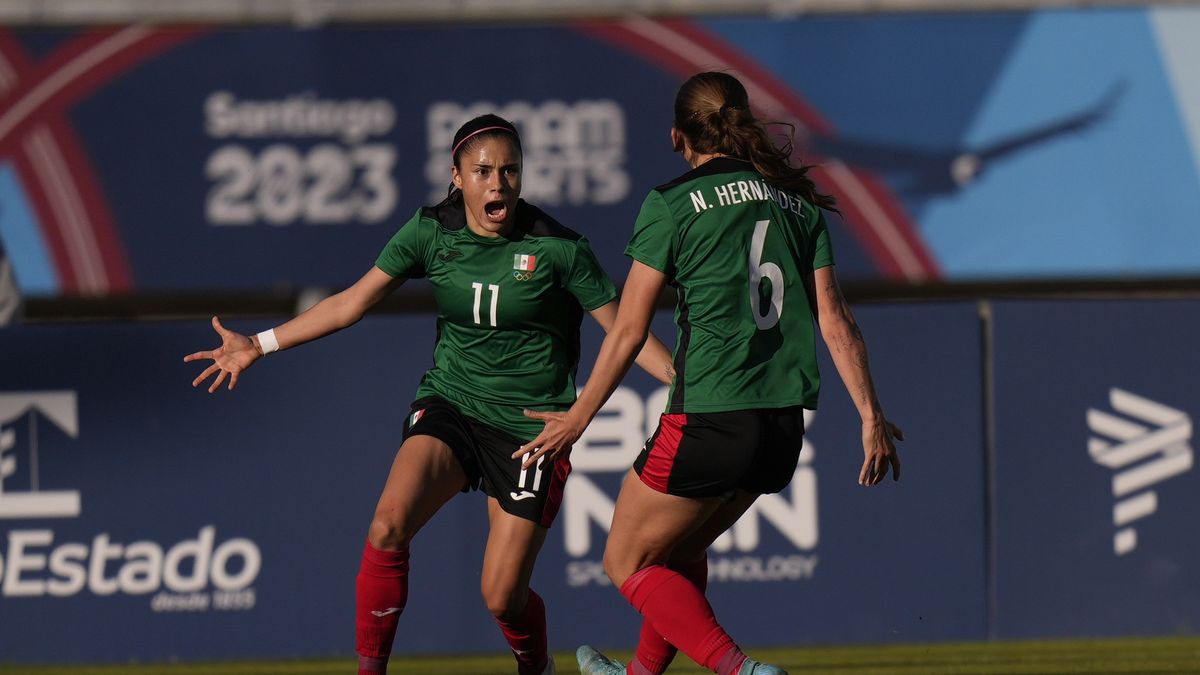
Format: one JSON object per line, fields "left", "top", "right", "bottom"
{"left": 807, "top": 265, "right": 903, "bottom": 485}
{"left": 183, "top": 266, "right": 403, "bottom": 393}
{"left": 516, "top": 260, "right": 667, "bottom": 467}
{"left": 589, "top": 300, "right": 675, "bottom": 386}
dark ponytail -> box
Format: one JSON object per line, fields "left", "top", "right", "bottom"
{"left": 674, "top": 72, "right": 836, "bottom": 212}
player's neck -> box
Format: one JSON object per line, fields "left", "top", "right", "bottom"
{"left": 686, "top": 151, "right": 727, "bottom": 169}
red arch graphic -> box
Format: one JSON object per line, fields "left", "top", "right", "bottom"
{"left": 0, "top": 26, "right": 207, "bottom": 295}
{"left": 575, "top": 17, "right": 941, "bottom": 282}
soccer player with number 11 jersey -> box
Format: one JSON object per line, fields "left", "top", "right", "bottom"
{"left": 185, "top": 114, "right": 674, "bottom": 675}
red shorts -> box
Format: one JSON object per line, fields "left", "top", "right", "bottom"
{"left": 633, "top": 407, "right": 805, "bottom": 499}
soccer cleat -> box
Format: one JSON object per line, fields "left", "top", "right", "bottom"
{"left": 576, "top": 645, "right": 625, "bottom": 675}
{"left": 539, "top": 654, "right": 557, "bottom": 675}
{"left": 738, "top": 658, "right": 789, "bottom": 675}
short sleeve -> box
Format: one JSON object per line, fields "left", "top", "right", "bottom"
{"left": 374, "top": 209, "right": 430, "bottom": 279}
{"left": 623, "top": 191, "right": 675, "bottom": 275}
{"left": 566, "top": 238, "right": 618, "bottom": 311}
{"left": 809, "top": 208, "right": 835, "bottom": 271}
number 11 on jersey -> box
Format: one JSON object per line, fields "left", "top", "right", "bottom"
{"left": 472, "top": 282, "right": 500, "bottom": 327}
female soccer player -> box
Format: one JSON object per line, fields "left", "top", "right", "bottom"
{"left": 517, "top": 73, "right": 904, "bottom": 675}
{"left": 184, "top": 114, "right": 674, "bottom": 675}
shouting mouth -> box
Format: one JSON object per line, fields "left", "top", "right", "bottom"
{"left": 484, "top": 200, "right": 509, "bottom": 223}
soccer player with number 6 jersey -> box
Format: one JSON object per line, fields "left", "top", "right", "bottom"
{"left": 518, "top": 73, "right": 905, "bottom": 675}
{"left": 184, "top": 114, "right": 674, "bottom": 675}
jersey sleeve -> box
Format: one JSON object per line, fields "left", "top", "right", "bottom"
{"left": 566, "top": 237, "right": 619, "bottom": 311}
{"left": 624, "top": 190, "right": 675, "bottom": 275}
{"left": 374, "top": 209, "right": 430, "bottom": 278}
{"left": 809, "top": 208, "right": 835, "bottom": 271}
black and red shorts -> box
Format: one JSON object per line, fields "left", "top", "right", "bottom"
{"left": 634, "top": 406, "right": 806, "bottom": 499}
{"left": 403, "top": 396, "right": 570, "bottom": 528}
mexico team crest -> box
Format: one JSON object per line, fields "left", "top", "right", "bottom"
{"left": 513, "top": 254, "right": 537, "bottom": 281}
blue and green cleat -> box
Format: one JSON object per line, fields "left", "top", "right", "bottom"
{"left": 576, "top": 645, "right": 625, "bottom": 675}
{"left": 738, "top": 657, "right": 789, "bottom": 675}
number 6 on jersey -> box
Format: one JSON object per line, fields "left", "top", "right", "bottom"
{"left": 748, "top": 219, "right": 784, "bottom": 330}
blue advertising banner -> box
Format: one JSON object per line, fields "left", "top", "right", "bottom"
{"left": 547, "top": 303, "right": 987, "bottom": 651}
{"left": 0, "top": 302, "right": 984, "bottom": 662}
{"left": 991, "top": 300, "right": 1200, "bottom": 639}
{"left": 4, "top": 8, "right": 1200, "bottom": 299}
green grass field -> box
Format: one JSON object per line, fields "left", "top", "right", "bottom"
{"left": 3, "top": 637, "right": 1199, "bottom": 675}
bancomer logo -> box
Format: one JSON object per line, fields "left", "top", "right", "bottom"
{"left": 0, "top": 392, "right": 261, "bottom": 611}
{"left": 1087, "top": 388, "right": 1193, "bottom": 555}
{"left": 562, "top": 387, "right": 819, "bottom": 586}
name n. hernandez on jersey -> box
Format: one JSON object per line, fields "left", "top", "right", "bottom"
{"left": 682, "top": 174, "right": 810, "bottom": 219}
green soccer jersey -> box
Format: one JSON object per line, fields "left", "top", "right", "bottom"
{"left": 626, "top": 158, "right": 834, "bottom": 413}
{"left": 376, "top": 197, "right": 617, "bottom": 439}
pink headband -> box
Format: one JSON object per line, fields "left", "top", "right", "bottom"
{"left": 451, "top": 125, "right": 517, "bottom": 158}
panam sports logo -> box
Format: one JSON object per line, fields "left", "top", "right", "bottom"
{"left": 426, "top": 100, "right": 630, "bottom": 207}
{"left": 561, "top": 387, "right": 818, "bottom": 587}
{"left": 1087, "top": 388, "right": 1193, "bottom": 555}
{"left": 0, "top": 392, "right": 262, "bottom": 611}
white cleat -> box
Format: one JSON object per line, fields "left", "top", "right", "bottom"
{"left": 539, "top": 654, "right": 556, "bottom": 675}
{"left": 576, "top": 645, "right": 624, "bottom": 675}
{"left": 738, "top": 657, "right": 789, "bottom": 675}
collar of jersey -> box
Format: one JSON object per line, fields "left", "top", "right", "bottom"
{"left": 461, "top": 223, "right": 523, "bottom": 244}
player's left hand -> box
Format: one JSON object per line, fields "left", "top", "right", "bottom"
{"left": 515, "top": 409, "right": 586, "bottom": 469}
{"left": 859, "top": 418, "right": 903, "bottom": 486}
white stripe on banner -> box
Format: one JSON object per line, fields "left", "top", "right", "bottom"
{"left": 0, "top": 25, "right": 151, "bottom": 145}
{"left": 1151, "top": 7, "right": 1200, "bottom": 194}
{"left": 0, "top": 53, "right": 17, "bottom": 94}
{"left": 24, "top": 127, "right": 107, "bottom": 292}
{"left": 823, "top": 161, "right": 924, "bottom": 280}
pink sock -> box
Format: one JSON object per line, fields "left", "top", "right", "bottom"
{"left": 494, "top": 589, "right": 549, "bottom": 675}
{"left": 632, "top": 556, "right": 709, "bottom": 674}
{"left": 355, "top": 541, "right": 410, "bottom": 674}
{"left": 620, "top": 564, "right": 740, "bottom": 673}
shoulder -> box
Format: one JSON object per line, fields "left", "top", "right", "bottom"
{"left": 515, "top": 200, "right": 584, "bottom": 242}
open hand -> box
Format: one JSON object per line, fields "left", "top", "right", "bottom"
{"left": 183, "top": 316, "right": 260, "bottom": 393}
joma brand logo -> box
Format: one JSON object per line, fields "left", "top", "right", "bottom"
{"left": 1087, "top": 388, "right": 1193, "bottom": 555}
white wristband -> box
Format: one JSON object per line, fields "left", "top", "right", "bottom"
{"left": 256, "top": 329, "right": 280, "bottom": 355}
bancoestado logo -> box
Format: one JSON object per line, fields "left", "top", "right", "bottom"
{"left": 562, "top": 387, "right": 818, "bottom": 587}
{"left": 0, "top": 392, "right": 261, "bottom": 612}
{"left": 426, "top": 100, "right": 630, "bottom": 207}
{"left": 1087, "top": 388, "right": 1193, "bottom": 556}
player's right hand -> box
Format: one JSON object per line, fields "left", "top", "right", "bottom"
{"left": 183, "top": 316, "right": 260, "bottom": 393}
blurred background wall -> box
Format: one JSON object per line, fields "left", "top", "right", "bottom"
{"left": 0, "top": 0, "right": 1198, "bottom": 665}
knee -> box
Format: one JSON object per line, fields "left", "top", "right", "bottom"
{"left": 481, "top": 582, "right": 527, "bottom": 620}
{"left": 366, "top": 514, "right": 413, "bottom": 551}
{"left": 603, "top": 546, "right": 642, "bottom": 590}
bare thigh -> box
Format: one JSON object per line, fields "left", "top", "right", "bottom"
{"left": 367, "top": 434, "right": 469, "bottom": 550}
{"left": 667, "top": 490, "right": 759, "bottom": 565}
{"left": 602, "top": 469, "right": 724, "bottom": 588}
{"left": 480, "top": 497, "right": 549, "bottom": 619}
